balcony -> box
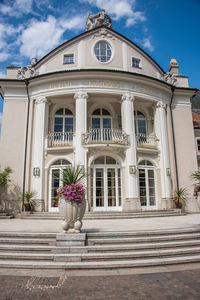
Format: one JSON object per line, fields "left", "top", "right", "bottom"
{"left": 47, "top": 132, "right": 73, "bottom": 148}
{"left": 136, "top": 133, "right": 158, "bottom": 152}
{"left": 82, "top": 128, "right": 129, "bottom": 146}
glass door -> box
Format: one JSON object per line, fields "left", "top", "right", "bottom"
{"left": 92, "top": 166, "right": 121, "bottom": 211}
{"left": 139, "top": 167, "right": 156, "bottom": 210}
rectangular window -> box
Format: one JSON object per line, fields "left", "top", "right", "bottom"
{"left": 63, "top": 54, "right": 74, "bottom": 64}
{"left": 196, "top": 138, "right": 200, "bottom": 152}
{"left": 132, "top": 57, "right": 140, "bottom": 68}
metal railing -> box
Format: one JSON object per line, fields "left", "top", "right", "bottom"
{"left": 82, "top": 128, "right": 129, "bottom": 146}
{"left": 48, "top": 132, "right": 73, "bottom": 147}
{"left": 136, "top": 133, "right": 157, "bottom": 147}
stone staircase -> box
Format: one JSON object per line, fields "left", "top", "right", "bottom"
{"left": 18, "top": 209, "right": 184, "bottom": 220}
{"left": 0, "top": 227, "right": 200, "bottom": 273}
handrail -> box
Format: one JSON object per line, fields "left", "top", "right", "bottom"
{"left": 82, "top": 128, "right": 129, "bottom": 145}
{"left": 48, "top": 132, "right": 73, "bottom": 147}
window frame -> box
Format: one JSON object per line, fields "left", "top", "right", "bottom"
{"left": 93, "top": 40, "right": 113, "bottom": 64}
{"left": 63, "top": 54, "right": 74, "bottom": 64}
{"left": 134, "top": 110, "right": 147, "bottom": 136}
{"left": 132, "top": 57, "right": 141, "bottom": 69}
{"left": 54, "top": 108, "right": 74, "bottom": 134}
{"left": 196, "top": 138, "right": 200, "bottom": 152}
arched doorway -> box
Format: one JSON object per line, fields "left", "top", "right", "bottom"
{"left": 49, "top": 159, "right": 72, "bottom": 212}
{"left": 91, "top": 156, "right": 122, "bottom": 211}
{"left": 138, "top": 160, "right": 156, "bottom": 210}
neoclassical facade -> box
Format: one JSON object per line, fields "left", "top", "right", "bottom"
{"left": 0, "top": 18, "right": 199, "bottom": 213}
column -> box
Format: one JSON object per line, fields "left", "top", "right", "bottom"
{"left": 74, "top": 91, "right": 88, "bottom": 168}
{"left": 32, "top": 96, "right": 48, "bottom": 203}
{"left": 121, "top": 94, "right": 140, "bottom": 211}
{"left": 154, "top": 101, "right": 172, "bottom": 203}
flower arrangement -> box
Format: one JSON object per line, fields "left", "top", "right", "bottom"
{"left": 57, "top": 183, "right": 86, "bottom": 204}
{"left": 193, "top": 185, "right": 200, "bottom": 199}
{"left": 56, "top": 165, "right": 88, "bottom": 206}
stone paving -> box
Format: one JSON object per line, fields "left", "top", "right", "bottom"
{"left": 0, "top": 269, "right": 200, "bottom": 299}
{"left": 0, "top": 213, "right": 200, "bottom": 232}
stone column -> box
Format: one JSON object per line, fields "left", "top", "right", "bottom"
{"left": 154, "top": 101, "right": 172, "bottom": 206}
{"left": 74, "top": 91, "right": 88, "bottom": 168}
{"left": 121, "top": 94, "right": 140, "bottom": 211}
{"left": 32, "top": 96, "right": 48, "bottom": 209}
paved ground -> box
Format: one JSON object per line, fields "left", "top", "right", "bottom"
{"left": 0, "top": 213, "right": 200, "bottom": 232}
{"left": 1, "top": 214, "right": 200, "bottom": 299}
{"left": 1, "top": 269, "right": 200, "bottom": 299}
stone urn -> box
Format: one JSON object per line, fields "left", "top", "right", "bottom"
{"left": 58, "top": 197, "right": 86, "bottom": 233}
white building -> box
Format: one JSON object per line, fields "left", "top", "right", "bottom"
{"left": 0, "top": 12, "right": 199, "bottom": 213}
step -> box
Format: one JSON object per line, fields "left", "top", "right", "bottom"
{"left": 0, "top": 232, "right": 56, "bottom": 238}
{"left": 19, "top": 210, "right": 185, "bottom": 220}
{"left": 1, "top": 255, "right": 200, "bottom": 270}
{"left": 53, "top": 246, "right": 200, "bottom": 262}
{"left": 64, "top": 255, "right": 200, "bottom": 269}
{"left": 0, "top": 244, "right": 56, "bottom": 252}
{"left": 0, "top": 238, "right": 55, "bottom": 245}
{"left": 87, "top": 233, "right": 200, "bottom": 245}
{"left": 0, "top": 252, "right": 54, "bottom": 261}
{"left": 87, "top": 228, "right": 200, "bottom": 238}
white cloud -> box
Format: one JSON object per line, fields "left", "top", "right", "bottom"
{"left": 0, "top": 53, "right": 10, "bottom": 62}
{"left": 0, "top": 23, "right": 22, "bottom": 50}
{"left": 19, "top": 15, "right": 85, "bottom": 59}
{"left": 135, "top": 37, "right": 154, "bottom": 52}
{"left": 0, "top": 71, "right": 6, "bottom": 78}
{"left": 0, "top": 0, "right": 33, "bottom": 17}
{"left": 142, "top": 38, "right": 154, "bottom": 52}
{"left": 80, "top": 0, "right": 145, "bottom": 26}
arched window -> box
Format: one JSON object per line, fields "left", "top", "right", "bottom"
{"left": 91, "top": 108, "right": 112, "bottom": 141}
{"left": 92, "top": 108, "right": 111, "bottom": 129}
{"left": 134, "top": 111, "right": 147, "bottom": 136}
{"left": 138, "top": 160, "right": 156, "bottom": 209}
{"left": 54, "top": 108, "right": 73, "bottom": 134}
{"left": 50, "top": 159, "right": 71, "bottom": 211}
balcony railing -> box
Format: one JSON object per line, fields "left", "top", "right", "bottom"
{"left": 48, "top": 132, "right": 73, "bottom": 147}
{"left": 82, "top": 128, "right": 129, "bottom": 146}
{"left": 136, "top": 133, "right": 157, "bottom": 147}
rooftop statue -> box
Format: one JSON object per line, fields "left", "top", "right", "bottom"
{"left": 86, "top": 9, "right": 112, "bottom": 31}
{"left": 17, "top": 57, "right": 37, "bottom": 79}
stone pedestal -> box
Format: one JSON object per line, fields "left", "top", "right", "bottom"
{"left": 56, "top": 233, "right": 86, "bottom": 247}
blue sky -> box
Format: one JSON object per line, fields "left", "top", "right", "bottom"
{"left": 0, "top": 0, "right": 200, "bottom": 132}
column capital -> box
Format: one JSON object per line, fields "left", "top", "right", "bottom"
{"left": 35, "top": 96, "right": 48, "bottom": 105}
{"left": 156, "top": 101, "right": 167, "bottom": 110}
{"left": 121, "top": 94, "right": 135, "bottom": 103}
{"left": 74, "top": 91, "right": 88, "bottom": 101}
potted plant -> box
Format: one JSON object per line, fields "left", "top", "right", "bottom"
{"left": 57, "top": 165, "right": 87, "bottom": 233}
{"left": 21, "top": 191, "right": 36, "bottom": 212}
{"left": 191, "top": 169, "right": 200, "bottom": 209}
{"left": 173, "top": 187, "right": 187, "bottom": 209}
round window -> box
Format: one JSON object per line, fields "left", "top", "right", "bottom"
{"left": 94, "top": 41, "right": 112, "bottom": 63}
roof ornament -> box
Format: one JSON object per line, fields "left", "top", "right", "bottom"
{"left": 86, "top": 9, "right": 112, "bottom": 31}
{"left": 17, "top": 57, "right": 37, "bottom": 79}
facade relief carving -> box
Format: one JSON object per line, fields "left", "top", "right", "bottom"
{"left": 74, "top": 91, "right": 88, "bottom": 101}
{"left": 35, "top": 96, "right": 48, "bottom": 105}
{"left": 86, "top": 9, "right": 112, "bottom": 31}
{"left": 156, "top": 101, "right": 167, "bottom": 110}
{"left": 17, "top": 58, "right": 37, "bottom": 79}
{"left": 121, "top": 94, "right": 135, "bottom": 103}
{"left": 92, "top": 28, "right": 115, "bottom": 39}
{"left": 161, "top": 73, "right": 177, "bottom": 85}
